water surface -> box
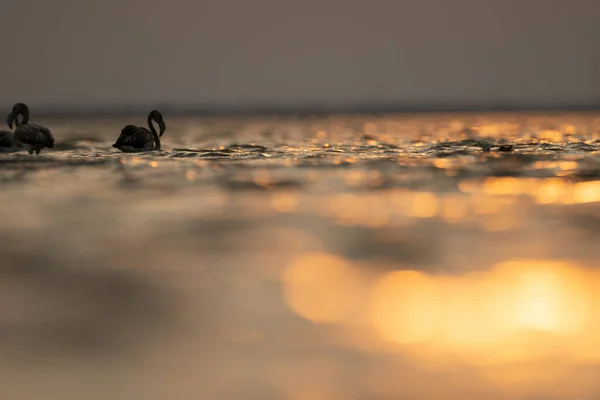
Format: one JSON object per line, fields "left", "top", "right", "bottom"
{"left": 2, "top": 112, "right": 600, "bottom": 399}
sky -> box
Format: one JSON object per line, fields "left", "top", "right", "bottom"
{"left": 1, "top": 0, "right": 599, "bottom": 113}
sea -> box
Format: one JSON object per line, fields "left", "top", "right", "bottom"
{"left": 2, "top": 112, "right": 600, "bottom": 399}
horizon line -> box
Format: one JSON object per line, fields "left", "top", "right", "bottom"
{"left": 25, "top": 102, "right": 600, "bottom": 117}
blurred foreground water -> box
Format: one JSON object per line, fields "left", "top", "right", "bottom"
{"left": 2, "top": 112, "right": 600, "bottom": 399}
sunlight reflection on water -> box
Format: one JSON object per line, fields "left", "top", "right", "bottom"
{"left": 2, "top": 112, "right": 600, "bottom": 399}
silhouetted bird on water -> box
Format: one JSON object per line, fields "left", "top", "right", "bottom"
{"left": 112, "top": 110, "right": 165, "bottom": 152}
{"left": 7, "top": 103, "right": 55, "bottom": 154}
{"left": 0, "top": 118, "right": 18, "bottom": 153}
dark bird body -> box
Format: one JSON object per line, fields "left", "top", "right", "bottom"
{"left": 8, "top": 103, "right": 54, "bottom": 154}
{"left": 113, "top": 110, "right": 165, "bottom": 152}
{"left": 0, "top": 130, "right": 19, "bottom": 153}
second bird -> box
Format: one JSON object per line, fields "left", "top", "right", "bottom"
{"left": 8, "top": 103, "right": 55, "bottom": 155}
{"left": 112, "top": 110, "right": 166, "bottom": 152}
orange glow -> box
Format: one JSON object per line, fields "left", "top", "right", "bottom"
{"left": 559, "top": 161, "right": 577, "bottom": 171}
{"left": 539, "top": 130, "right": 563, "bottom": 142}
{"left": 371, "top": 271, "right": 439, "bottom": 344}
{"left": 458, "top": 179, "right": 480, "bottom": 193}
{"left": 482, "top": 177, "right": 522, "bottom": 196}
{"left": 433, "top": 158, "right": 452, "bottom": 169}
{"left": 270, "top": 192, "right": 298, "bottom": 213}
{"left": 491, "top": 260, "right": 590, "bottom": 334}
{"left": 411, "top": 192, "right": 439, "bottom": 218}
{"left": 440, "top": 194, "right": 468, "bottom": 223}
{"left": 534, "top": 178, "right": 570, "bottom": 204}
{"left": 436, "top": 274, "right": 508, "bottom": 345}
{"left": 470, "top": 193, "right": 514, "bottom": 215}
{"left": 562, "top": 125, "right": 577, "bottom": 135}
{"left": 573, "top": 181, "right": 600, "bottom": 203}
{"left": 459, "top": 177, "right": 600, "bottom": 205}
{"left": 127, "top": 157, "right": 144, "bottom": 166}
{"left": 366, "top": 259, "right": 600, "bottom": 364}
{"left": 282, "top": 253, "right": 363, "bottom": 324}
{"left": 477, "top": 125, "right": 500, "bottom": 137}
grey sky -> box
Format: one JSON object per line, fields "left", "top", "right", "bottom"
{"left": 1, "top": 0, "right": 599, "bottom": 113}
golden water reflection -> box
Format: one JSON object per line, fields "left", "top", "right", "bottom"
{"left": 5, "top": 113, "right": 600, "bottom": 398}
{"left": 302, "top": 176, "right": 600, "bottom": 231}
{"left": 283, "top": 256, "right": 600, "bottom": 366}
{"left": 283, "top": 253, "right": 363, "bottom": 324}
{"left": 469, "top": 177, "right": 600, "bottom": 205}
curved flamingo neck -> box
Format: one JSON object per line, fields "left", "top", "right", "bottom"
{"left": 147, "top": 115, "right": 161, "bottom": 150}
